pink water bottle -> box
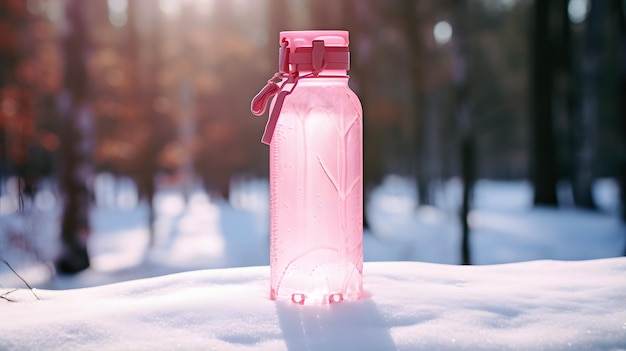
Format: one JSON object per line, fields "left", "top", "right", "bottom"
{"left": 251, "top": 31, "right": 363, "bottom": 305}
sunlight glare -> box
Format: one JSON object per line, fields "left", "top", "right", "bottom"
{"left": 568, "top": 0, "right": 589, "bottom": 24}
{"left": 433, "top": 21, "right": 453, "bottom": 45}
{"left": 108, "top": 0, "right": 127, "bottom": 12}
{"left": 107, "top": 0, "right": 128, "bottom": 27}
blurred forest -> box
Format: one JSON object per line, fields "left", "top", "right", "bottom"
{"left": 0, "top": 0, "right": 624, "bottom": 271}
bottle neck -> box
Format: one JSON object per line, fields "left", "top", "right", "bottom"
{"left": 295, "top": 75, "right": 349, "bottom": 85}
{"left": 296, "top": 69, "right": 348, "bottom": 77}
{"left": 293, "top": 70, "right": 349, "bottom": 86}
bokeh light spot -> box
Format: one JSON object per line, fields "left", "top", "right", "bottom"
{"left": 433, "top": 21, "right": 453, "bottom": 45}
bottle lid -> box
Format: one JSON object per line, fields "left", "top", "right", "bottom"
{"left": 279, "top": 30, "right": 349, "bottom": 50}
{"left": 278, "top": 30, "right": 350, "bottom": 73}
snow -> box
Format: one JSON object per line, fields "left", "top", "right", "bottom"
{"left": 2, "top": 259, "right": 626, "bottom": 350}
{"left": 1, "top": 175, "right": 625, "bottom": 350}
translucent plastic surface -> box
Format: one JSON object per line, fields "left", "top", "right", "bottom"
{"left": 269, "top": 77, "right": 363, "bottom": 305}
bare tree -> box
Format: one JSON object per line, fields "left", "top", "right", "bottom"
{"left": 569, "top": 0, "right": 603, "bottom": 209}
{"left": 127, "top": 0, "right": 161, "bottom": 245}
{"left": 530, "top": 0, "right": 559, "bottom": 206}
{"left": 402, "top": 0, "right": 432, "bottom": 206}
{"left": 614, "top": 0, "right": 626, "bottom": 242}
{"left": 450, "top": 0, "right": 474, "bottom": 265}
{"left": 55, "top": 0, "right": 93, "bottom": 274}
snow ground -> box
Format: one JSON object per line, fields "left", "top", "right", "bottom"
{"left": 0, "top": 175, "right": 625, "bottom": 350}
{"left": 2, "top": 258, "right": 625, "bottom": 350}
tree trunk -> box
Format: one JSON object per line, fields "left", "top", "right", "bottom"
{"left": 562, "top": 0, "right": 581, "bottom": 207}
{"left": 460, "top": 134, "right": 474, "bottom": 265}
{"left": 402, "top": 0, "right": 432, "bottom": 206}
{"left": 569, "top": 0, "right": 603, "bottom": 209}
{"left": 55, "top": 0, "right": 93, "bottom": 274}
{"left": 615, "top": 0, "right": 626, "bottom": 248}
{"left": 450, "top": 0, "right": 473, "bottom": 265}
{"left": 530, "top": 0, "right": 559, "bottom": 206}
{"left": 0, "top": 2, "right": 32, "bottom": 208}
{"left": 128, "top": 0, "right": 161, "bottom": 246}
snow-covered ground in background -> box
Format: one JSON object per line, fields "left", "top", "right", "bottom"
{"left": 1, "top": 175, "right": 625, "bottom": 350}
{"left": 1, "top": 175, "right": 624, "bottom": 288}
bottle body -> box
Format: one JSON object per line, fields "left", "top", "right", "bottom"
{"left": 269, "top": 77, "right": 363, "bottom": 305}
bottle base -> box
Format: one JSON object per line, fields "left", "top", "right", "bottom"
{"left": 271, "top": 288, "right": 357, "bottom": 305}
